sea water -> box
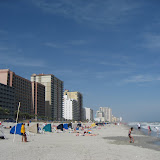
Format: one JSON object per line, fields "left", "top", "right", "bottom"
{"left": 128, "top": 122, "right": 160, "bottom": 145}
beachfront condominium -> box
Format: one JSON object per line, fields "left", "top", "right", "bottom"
{"left": 0, "top": 69, "right": 32, "bottom": 115}
{"left": 0, "top": 83, "right": 15, "bottom": 119}
{"left": 99, "top": 107, "right": 112, "bottom": 122}
{"left": 63, "top": 95, "right": 78, "bottom": 121}
{"left": 64, "top": 90, "right": 83, "bottom": 121}
{"left": 83, "top": 107, "right": 93, "bottom": 121}
{"left": 31, "top": 74, "right": 63, "bottom": 120}
{"left": 96, "top": 110, "right": 103, "bottom": 118}
{"left": 31, "top": 81, "right": 45, "bottom": 117}
{"left": 95, "top": 110, "right": 105, "bottom": 122}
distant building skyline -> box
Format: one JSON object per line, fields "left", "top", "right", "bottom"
{"left": 99, "top": 107, "right": 112, "bottom": 122}
{"left": 95, "top": 107, "right": 112, "bottom": 122}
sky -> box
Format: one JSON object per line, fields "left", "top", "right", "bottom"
{"left": 0, "top": 0, "right": 160, "bottom": 122}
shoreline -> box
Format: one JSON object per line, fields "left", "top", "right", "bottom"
{"left": 127, "top": 123, "right": 160, "bottom": 146}
{"left": 103, "top": 124, "right": 160, "bottom": 151}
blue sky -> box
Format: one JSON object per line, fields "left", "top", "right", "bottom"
{"left": 0, "top": 0, "right": 160, "bottom": 122}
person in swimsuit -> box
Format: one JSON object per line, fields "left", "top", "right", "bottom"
{"left": 128, "top": 127, "right": 134, "bottom": 143}
{"left": 148, "top": 126, "right": 151, "bottom": 133}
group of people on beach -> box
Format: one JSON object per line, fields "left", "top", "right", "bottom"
{"left": 19, "top": 122, "right": 160, "bottom": 143}
{"left": 128, "top": 123, "right": 160, "bottom": 144}
{"left": 76, "top": 130, "right": 97, "bottom": 136}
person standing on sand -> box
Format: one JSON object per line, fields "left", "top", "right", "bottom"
{"left": 21, "top": 123, "right": 26, "bottom": 142}
{"left": 137, "top": 123, "right": 141, "bottom": 129}
{"left": 148, "top": 126, "right": 151, "bottom": 133}
{"left": 128, "top": 127, "right": 134, "bottom": 143}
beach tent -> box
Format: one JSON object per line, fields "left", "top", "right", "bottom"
{"left": 28, "top": 124, "right": 38, "bottom": 133}
{"left": 10, "top": 123, "right": 22, "bottom": 135}
{"left": 43, "top": 124, "right": 51, "bottom": 132}
{"left": 77, "top": 123, "right": 81, "bottom": 127}
{"left": 68, "top": 123, "right": 72, "bottom": 129}
{"left": 63, "top": 124, "right": 68, "bottom": 129}
{"left": 57, "top": 124, "right": 63, "bottom": 131}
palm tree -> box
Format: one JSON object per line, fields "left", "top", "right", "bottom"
{"left": 4, "top": 109, "right": 10, "bottom": 115}
{"left": 0, "top": 107, "right": 10, "bottom": 115}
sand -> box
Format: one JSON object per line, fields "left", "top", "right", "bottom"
{"left": 0, "top": 123, "right": 160, "bottom": 160}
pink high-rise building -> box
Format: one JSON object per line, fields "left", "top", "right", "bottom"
{"left": 0, "top": 69, "right": 45, "bottom": 118}
{"left": 0, "top": 69, "right": 32, "bottom": 114}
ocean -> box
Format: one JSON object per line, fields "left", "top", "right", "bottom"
{"left": 128, "top": 122, "right": 160, "bottom": 145}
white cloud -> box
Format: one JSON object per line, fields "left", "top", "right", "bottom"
{"left": 143, "top": 33, "right": 160, "bottom": 49}
{"left": 0, "top": 53, "right": 45, "bottom": 67}
{"left": 123, "top": 75, "right": 160, "bottom": 83}
{"left": 45, "top": 42, "right": 68, "bottom": 48}
{"left": 31, "top": 0, "right": 141, "bottom": 25}
{"left": 68, "top": 40, "right": 87, "bottom": 45}
{"left": 45, "top": 40, "right": 88, "bottom": 48}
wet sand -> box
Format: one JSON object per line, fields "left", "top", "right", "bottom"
{"left": 103, "top": 125, "right": 160, "bottom": 151}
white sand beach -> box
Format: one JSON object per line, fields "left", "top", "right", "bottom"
{"left": 0, "top": 123, "right": 160, "bottom": 160}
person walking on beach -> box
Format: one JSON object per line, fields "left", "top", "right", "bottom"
{"left": 21, "top": 123, "right": 26, "bottom": 142}
{"left": 128, "top": 127, "right": 134, "bottom": 143}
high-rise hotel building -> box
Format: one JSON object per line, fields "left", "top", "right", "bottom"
{"left": 64, "top": 90, "right": 83, "bottom": 121}
{"left": 99, "top": 107, "right": 112, "bottom": 122}
{"left": 83, "top": 107, "right": 93, "bottom": 121}
{"left": 0, "top": 69, "right": 46, "bottom": 118}
{"left": 0, "top": 83, "right": 15, "bottom": 119}
{"left": 31, "top": 81, "right": 45, "bottom": 117}
{"left": 31, "top": 74, "right": 63, "bottom": 120}
{"left": 0, "top": 69, "right": 32, "bottom": 114}
{"left": 63, "top": 95, "right": 78, "bottom": 121}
